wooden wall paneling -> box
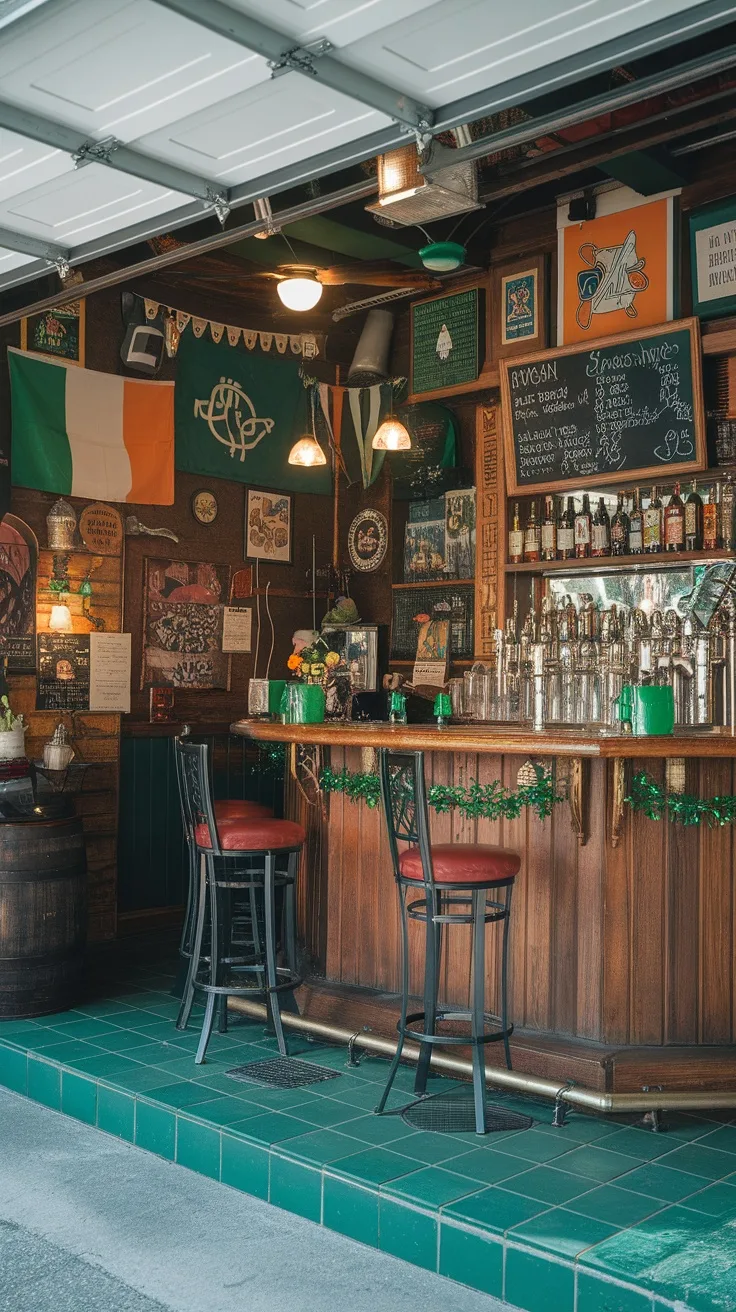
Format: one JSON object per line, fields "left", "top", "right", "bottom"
{"left": 324, "top": 750, "right": 345, "bottom": 983}
{"left": 447, "top": 751, "right": 477, "bottom": 1012}
{"left": 502, "top": 753, "right": 528, "bottom": 1029}
{"left": 524, "top": 789, "right": 553, "bottom": 1034}
{"left": 698, "top": 758, "right": 734, "bottom": 1044}
{"left": 602, "top": 761, "right": 632, "bottom": 1045}
{"left": 474, "top": 752, "right": 503, "bottom": 1021}
{"left": 426, "top": 750, "right": 454, "bottom": 1005}
{"left": 375, "top": 794, "right": 401, "bottom": 1001}
{"left": 474, "top": 404, "right": 503, "bottom": 659}
{"left": 338, "top": 745, "right": 362, "bottom": 986}
{"left": 665, "top": 757, "right": 701, "bottom": 1044}
{"left": 573, "top": 759, "right": 604, "bottom": 1040}
{"left": 552, "top": 784, "right": 580, "bottom": 1036}
{"left": 629, "top": 757, "right": 666, "bottom": 1046}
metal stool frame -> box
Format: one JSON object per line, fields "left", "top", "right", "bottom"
{"left": 175, "top": 739, "right": 302, "bottom": 1064}
{"left": 375, "top": 749, "right": 515, "bottom": 1135}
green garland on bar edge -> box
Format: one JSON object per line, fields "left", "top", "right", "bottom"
{"left": 319, "top": 765, "right": 564, "bottom": 823}
{"left": 627, "top": 772, "right": 736, "bottom": 827}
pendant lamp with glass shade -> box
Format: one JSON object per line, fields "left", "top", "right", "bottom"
{"left": 277, "top": 274, "right": 323, "bottom": 312}
{"left": 288, "top": 388, "right": 327, "bottom": 467}
{"left": 372, "top": 383, "right": 411, "bottom": 451}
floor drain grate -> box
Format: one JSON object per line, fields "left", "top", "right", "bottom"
{"left": 226, "top": 1057, "right": 341, "bottom": 1089}
{"left": 400, "top": 1088, "right": 534, "bottom": 1134}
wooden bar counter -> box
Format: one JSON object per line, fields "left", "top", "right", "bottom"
{"left": 233, "top": 718, "right": 736, "bottom": 1092}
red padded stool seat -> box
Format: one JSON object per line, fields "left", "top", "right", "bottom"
{"left": 195, "top": 817, "right": 306, "bottom": 851}
{"left": 399, "top": 844, "right": 520, "bottom": 885}
{"left": 214, "top": 800, "right": 272, "bottom": 822}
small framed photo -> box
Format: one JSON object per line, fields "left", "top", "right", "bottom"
{"left": 492, "top": 255, "right": 547, "bottom": 359}
{"left": 20, "top": 299, "right": 85, "bottom": 366}
{"left": 245, "top": 487, "right": 293, "bottom": 565}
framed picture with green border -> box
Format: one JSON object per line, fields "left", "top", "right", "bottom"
{"left": 689, "top": 197, "right": 736, "bottom": 319}
{"left": 410, "top": 284, "right": 484, "bottom": 395}
{"left": 20, "top": 299, "right": 85, "bottom": 365}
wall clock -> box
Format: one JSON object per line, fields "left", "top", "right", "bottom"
{"left": 347, "top": 509, "right": 388, "bottom": 572}
{"left": 192, "top": 489, "right": 218, "bottom": 525}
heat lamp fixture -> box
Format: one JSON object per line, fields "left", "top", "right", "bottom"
{"left": 288, "top": 390, "right": 327, "bottom": 467}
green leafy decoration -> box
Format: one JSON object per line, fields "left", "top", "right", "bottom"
{"left": 626, "top": 771, "right": 736, "bottom": 827}
{"left": 320, "top": 764, "right": 564, "bottom": 822}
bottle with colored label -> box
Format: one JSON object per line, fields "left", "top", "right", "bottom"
{"left": 508, "top": 502, "right": 523, "bottom": 563}
{"left": 664, "top": 482, "right": 684, "bottom": 552}
{"left": 523, "top": 500, "right": 541, "bottom": 563}
{"left": 684, "top": 480, "right": 703, "bottom": 552}
{"left": 541, "top": 495, "right": 556, "bottom": 561}
{"left": 703, "top": 488, "right": 718, "bottom": 552}
{"left": 557, "top": 496, "right": 575, "bottom": 560}
{"left": 591, "top": 496, "right": 611, "bottom": 557}
{"left": 628, "top": 488, "right": 643, "bottom": 554}
{"left": 643, "top": 486, "right": 662, "bottom": 554}
{"left": 610, "top": 492, "right": 630, "bottom": 556}
{"left": 574, "top": 494, "right": 592, "bottom": 558}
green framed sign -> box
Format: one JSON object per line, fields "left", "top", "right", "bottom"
{"left": 411, "top": 287, "right": 480, "bottom": 394}
{"left": 689, "top": 197, "right": 736, "bottom": 319}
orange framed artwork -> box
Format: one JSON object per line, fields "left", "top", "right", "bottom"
{"left": 557, "top": 186, "right": 677, "bottom": 346}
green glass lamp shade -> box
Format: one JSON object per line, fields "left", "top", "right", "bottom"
{"left": 418, "top": 241, "right": 466, "bottom": 272}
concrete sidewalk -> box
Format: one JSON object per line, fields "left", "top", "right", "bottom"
{"left": 0, "top": 1089, "right": 508, "bottom": 1312}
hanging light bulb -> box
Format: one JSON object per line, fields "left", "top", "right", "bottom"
{"left": 277, "top": 276, "right": 323, "bottom": 312}
{"left": 372, "top": 415, "right": 412, "bottom": 450}
{"left": 288, "top": 387, "right": 327, "bottom": 466}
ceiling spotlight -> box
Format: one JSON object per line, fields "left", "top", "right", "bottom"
{"left": 277, "top": 276, "right": 323, "bottom": 312}
{"left": 419, "top": 241, "right": 466, "bottom": 272}
{"left": 372, "top": 415, "right": 411, "bottom": 451}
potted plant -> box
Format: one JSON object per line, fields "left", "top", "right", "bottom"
{"left": 285, "top": 635, "right": 351, "bottom": 722}
{"left": 0, "top": 695, "right": 26, "bottom": 762}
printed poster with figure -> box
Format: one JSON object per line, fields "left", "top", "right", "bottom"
{"left": 141, "top": 558, "right": 230, "bottom": 690}
{"left": 557, "top": 185, "right": 678, "bottom": 345}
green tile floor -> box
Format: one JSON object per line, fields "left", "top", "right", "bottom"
{"left": 3, "top": 941, "right": 736, "bottom": 1312}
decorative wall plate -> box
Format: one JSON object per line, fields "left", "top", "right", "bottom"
{"left": 347, "top": 509, "right": 388, "bottom": 572}
{"left": 192, "top": 489, "right": 218, "bottom": 525}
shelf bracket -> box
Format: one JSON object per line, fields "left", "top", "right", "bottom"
{"left": 557, "top": 756, "right": 587, "bottom": 845}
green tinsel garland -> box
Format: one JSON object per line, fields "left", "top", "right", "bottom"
{"left": 319, "top": 765, "right": 564, "bottom": 823}
{"left": 246, "top": 742, "right": 286, "bottom": 778}
{"left": 626, "top": 772, "right": 736, "bottom": 827}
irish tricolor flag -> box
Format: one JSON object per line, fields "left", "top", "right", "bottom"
{"left": 8, "top": 347, "right": 174, "bottom": 504}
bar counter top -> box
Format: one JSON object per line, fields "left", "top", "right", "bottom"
{"left": 230, "top": 717, "right": 736, "bottom": 758}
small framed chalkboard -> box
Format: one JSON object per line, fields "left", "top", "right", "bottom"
{"left": 500, "top": 317, "right": 706, "bottom": 495}
{"left": 411, "top": 286, "right": 483, "bottom": 395}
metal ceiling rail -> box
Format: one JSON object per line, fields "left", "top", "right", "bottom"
{"left": 150, "top": 0, "right": 434, "bottom": 135}
{"left": 0, "top": 98, "right": 225, "bottom": 204}
{"left": 433, "top": 0, "right": 736, "bottom": 134}
{"left": 0, "top": 176, "right": 378, "bottom": 329}
{"left": 0, "top": 224, "right": 68, "bottom": 262}
{"left": 424, "top": 36, "right": 736, "bottom": 172}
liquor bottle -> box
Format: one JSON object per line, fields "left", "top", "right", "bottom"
{"left": 574, "top": 494, "right": 592, "bottom": 558}
{"left": 664, "top": 482, "right": 684, "bottom": 552}
{"left": 643, "top": 486, "right": 662, "bottom": 554}
{"left": 557, "top": 496, "right": 575, "bottom": 560}
{"left": 591, "top": 496, "right": 611, "bottom": 557}
{"left": 720, "top": 474, "right": 735, "bottom": 551}
{"left": 523, "top": 500, "right": 541, "bottom": 563}
{"left": 541, "top": 495, "right": 556, "bottom": 561}
{"left": 684, "top": 479, "right": 703, "bottom": 552}
{"left": 628, "top": 488, "right": 643, "bottom": 554}
{"left": 508, "top": 502, "right": 523, "bottom": 564}
{"left": 610, "top": 492, "right": 630, "bottom": 556}
{"left": 703, "top": 487, "right": 718, "bottom": 552}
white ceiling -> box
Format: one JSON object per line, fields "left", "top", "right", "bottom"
{"left": 0, "top": 0, "right": 730, "bottom": 293}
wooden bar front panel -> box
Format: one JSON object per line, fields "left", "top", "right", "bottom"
{"left": 322, "top": 748, "right": 736, "bottom": 1047}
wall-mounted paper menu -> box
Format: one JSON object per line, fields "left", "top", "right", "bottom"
{"left": 89, "top": 632, "right": 131, "bottom": 713}
{"left": 222, "top": 606, "right": 252, "bottom": 653}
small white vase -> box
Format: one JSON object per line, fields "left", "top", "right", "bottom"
{"left": 0, "top": 724, "right": 26, "bottom": 762}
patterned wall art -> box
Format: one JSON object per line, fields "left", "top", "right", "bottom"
{"left": 141, "top": 557, "right": 230, "bottom": 690}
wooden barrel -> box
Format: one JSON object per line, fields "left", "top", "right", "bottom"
{"left": 0, "top": 816, "right": 87, "bottom": 1018}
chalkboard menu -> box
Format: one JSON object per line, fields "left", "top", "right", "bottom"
{"left": 411, "top": 288, "right": 480, "bottom": 394}
{"left": 36, "top": 634, "right": 90, "bottom": 711}
{"left": 501, "top": 318, "right": 705, "bottom": 495}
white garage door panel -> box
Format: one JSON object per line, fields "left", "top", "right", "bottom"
{"left": 0, "top": 0, "right": 268, "bottom": 144}
{"left": 1, "top": 163, "right": 186, "bottom": 244}
{"left": 140, "top": 77, "right": 388, "bottom": 182}
{"left": 0, "top": 248, "right": 36, "bottom": 272}
{"left": 230, "top": 0, "right": 436, "bottom": 49}
{"left": 0, "top": 130, "right": 71, "bottom": 203}
{"left": 342, "top": 0, "right": 719, "bottom": 105}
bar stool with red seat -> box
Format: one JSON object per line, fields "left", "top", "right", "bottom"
{"left": 174, "top": 730, "right": 273, "bottom": 967}
{"left": 175, "top": 738, "right": 305, "bottom": 1063}
{"left": 375, "top": 749, "right": 519, "bottom": 1135}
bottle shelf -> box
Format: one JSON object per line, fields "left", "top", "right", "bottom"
{"left": 392, "top": 579, "right": 475, "bottom": 590}
{"left": 505, "top": 548, "right": 733, "bottom": 574}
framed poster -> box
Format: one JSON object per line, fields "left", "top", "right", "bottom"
{"left": 492, "top": 255, "right": 547, "bottom": 359}
{"left": 689, "top": 198, "right": 736, "bottom": 319}
{"left": 245, "top": 488, "right": 293, "bottom": 564}
{"left": 141, "top": 558, "right": 230, "bottom": 690}
{"left": 20, "top": 299, "right": 85, "bottom": 366}
{"left": 0, "top": 514, "right": 37, "bottom": 672}
{"left": 37, "top": 633, "right": 90, "bottom": 710}
{"left": 410, "top": 287, "right": 482, "bottom": 394}
{"left": 557, "top": 185, "right": 677, "bottom": 345}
